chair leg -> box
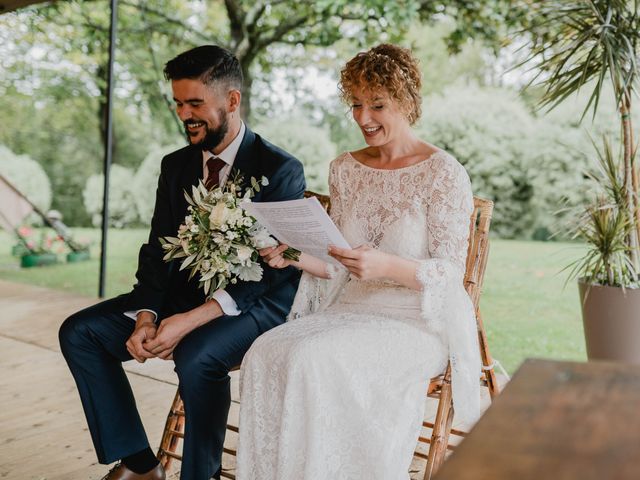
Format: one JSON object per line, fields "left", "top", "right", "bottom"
{"left": 476, "top": 309, "right": 500, "bottom": 398}
{"left": 423, "top": 365, "right": 454, "bottom": 480}
{"left": 157, "top": 388, "right": 185, "bottom": 472}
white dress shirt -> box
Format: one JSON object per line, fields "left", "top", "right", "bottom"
{"left": 125, "top": 122, "right": 246, "bottom": 322}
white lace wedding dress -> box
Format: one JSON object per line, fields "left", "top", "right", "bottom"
{"left": 236, "top": 151, "right": 481, "bottom": 480}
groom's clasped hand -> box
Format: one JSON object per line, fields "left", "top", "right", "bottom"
{"left": 125, "top": 311, "right": 191, "bottom": 362}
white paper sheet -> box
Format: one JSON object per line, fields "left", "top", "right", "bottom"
{"left": 243, "top": 196, "right": 351, "bottom": 264}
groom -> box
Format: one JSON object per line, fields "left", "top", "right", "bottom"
{"left": 59, "top": 45, "right": 305, "bottom": 480}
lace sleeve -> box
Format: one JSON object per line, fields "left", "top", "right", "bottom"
{"left": 417, "top": 154, "right": 473, "bottom": 329}
{"left": 416, "top": 154, "right": 481, "bottom": 428}
{"left": 427, "top": 154, "right": 474, "bottom": 271}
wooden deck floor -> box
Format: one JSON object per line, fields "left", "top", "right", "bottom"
{"left": 0, "top": 279, "right": 182, "bottom": 480}
{"left": 0, "top": 279, "right": 488, "bottom": 480}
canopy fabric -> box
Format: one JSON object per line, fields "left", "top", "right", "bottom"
{"left": 0, "top": 1, "right": 49, "bottom": 13}
{"left": 0, "top": 174, "right": 35, "bottom": 233}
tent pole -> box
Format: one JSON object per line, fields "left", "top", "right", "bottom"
{"left": 98, "top": 0, "right": 118, "bottom": 298}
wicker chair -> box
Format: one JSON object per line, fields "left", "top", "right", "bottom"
{"left": 157, "top": 191, "right": 498, "bottom": 480}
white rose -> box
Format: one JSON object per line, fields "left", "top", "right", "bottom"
{"left": 209, "top": 203, "right": 231, "bottom": 228}
{"left": 226, "top": 208, "right": 243, "bottom": 226}
{"left": 236, "top": 245, "right": 253, "bottom": 263}
{"left": 251, "top": 227, "right": 278, "bottom": 249}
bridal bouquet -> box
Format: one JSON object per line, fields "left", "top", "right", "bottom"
{"left": 160, "top": 172, "right": 299, "bottom": 299}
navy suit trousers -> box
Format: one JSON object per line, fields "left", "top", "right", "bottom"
{"left": 59, "top": 295, "right": 263, "bottom": 480}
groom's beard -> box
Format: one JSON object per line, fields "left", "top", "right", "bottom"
{"left": 184, "top": 109, "right": 229, "bottom": 151}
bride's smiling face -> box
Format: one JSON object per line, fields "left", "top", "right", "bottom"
{"left": 350, "top": 89, "right": 410, "bottom": 147}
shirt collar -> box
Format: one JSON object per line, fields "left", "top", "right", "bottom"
{"left": 202, "top": 121, "right": 246, "bottom": 166}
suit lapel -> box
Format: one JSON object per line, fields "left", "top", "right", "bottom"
{"left": 232, "top": 126, "right": 258, "bottom": 184}
{"left": 180, "top": 145, "right": 204, "bottom": 191}
{"left": 172, "top": 145, "right": 203, "bottom": 225}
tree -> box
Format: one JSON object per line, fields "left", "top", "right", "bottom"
{"left": 23, "top": 0, "right": 533, "bottom": 121}
{"left": 521, "top": 0, "right": 640, "bottom": 283}
{"left": 254, "top": 116, "right": 337, "bottom": 193}
{"left": 416, "top": 0, "right": 531, "bottom": 54}
{"left": 2, "top": 0, "right": 532, "bottom": 225}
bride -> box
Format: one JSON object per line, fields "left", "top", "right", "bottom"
{"left": 235, "top": 44, "right": 481, "bottom": 480}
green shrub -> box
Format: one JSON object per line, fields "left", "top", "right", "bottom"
{"left": 418, "top": 86, "right": 598, "bottom": 239}
{"left": 83, "top": 164, "right": 139, "bottom": 228}
{"left": 254, "top": 118, "right": 337, "bottom": 193}
{"left": 132, "top": 144, "right": 184, "bottom": 225}
{"left": 0, "top": 145, "right": 52, "bottom": 214}
{"left": 419, "top": 87, "right": 538, "bottom": 238}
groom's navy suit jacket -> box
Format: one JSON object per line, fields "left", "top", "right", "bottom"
{"left": 125, "top": 126, "right": 306, "bottom": 329}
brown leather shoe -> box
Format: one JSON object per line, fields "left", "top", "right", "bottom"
{"left": 101, "top": 462, "right": 165, "bottom": 480}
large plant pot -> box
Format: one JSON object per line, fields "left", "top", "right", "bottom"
{"left": 67, "top": 250, "right": 90, "bottom": 263}
{"left": 20, "top": 253, "right": 57, "bottom": 268}
{"left": 578, "top": 280, "right": 640, "bottom": 364}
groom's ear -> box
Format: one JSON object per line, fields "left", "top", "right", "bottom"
{"left": 227, "top": 89, "right": 241, "bottom": 114}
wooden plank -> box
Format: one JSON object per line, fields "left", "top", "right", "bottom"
{"left": 0, "top": 335, "right": 176, "bottom": 479}
{"left": 435, "top": 359, "right": 640, "bottom": 480}
{"left": 0, "top": 278, "right": 180, "bottom": 480}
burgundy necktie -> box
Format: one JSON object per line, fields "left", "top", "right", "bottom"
{"left": 204, "top": 156, "right": 227, "bottom": 190}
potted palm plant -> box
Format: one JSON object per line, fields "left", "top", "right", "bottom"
{"left": 522, "top": 0, "right": 640, "bottom": 363}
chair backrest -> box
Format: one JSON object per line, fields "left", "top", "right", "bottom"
{"left": 303, "top": 190, "right": 331, "bottom": 211}
{"left": 464, "top": 198, "right": 497, "bottom": 396}
{"left": 464, "top": 198, "right": 493, "bottom": 313}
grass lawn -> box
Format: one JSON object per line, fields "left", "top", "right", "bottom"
{"left": 481, "top": 239, "right": 586, "bottom": 374}
{"left": 0, "top": 228, "right": 587, "bottom": 374}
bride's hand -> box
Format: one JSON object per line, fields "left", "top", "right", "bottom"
{"left": 259, "top": 244, "right": 295, "bottom": 269}
{"left": 328, "top": 245, "right": 391, "bottom": 280}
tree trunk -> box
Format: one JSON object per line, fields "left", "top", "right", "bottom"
{"left": 240, "top": 61, "right": 253, "bottom": 122}
{"left": 97, "top": 63, "right": 117, "bottom": 162}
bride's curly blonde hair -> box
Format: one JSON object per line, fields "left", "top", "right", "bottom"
{"left": 339, "top": 44, "right": 422, "bottom": 125}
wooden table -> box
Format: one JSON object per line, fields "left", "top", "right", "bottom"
{"left": 434, "top": 358, "right": 640, "bottom": 480}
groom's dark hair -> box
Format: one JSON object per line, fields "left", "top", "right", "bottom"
{"left": 164, "top": 45, "right": 243, "bottom": 91}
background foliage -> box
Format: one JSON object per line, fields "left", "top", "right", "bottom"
{"left": 0, "top": 145, "right": 52, "bottom": 213}
{"left": 0, "top": 0, "right": 623, "bottom": 241}
{"left": 254, "top": 118, "right": 337, "bottom": 193}
{"left": 0, "top": 0, "right": 615, "bottom": 376}
{"left": 83, "top": 164, "right": 139, "bottom": 228}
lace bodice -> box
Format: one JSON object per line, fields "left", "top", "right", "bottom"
{"left": 329, "top": 151, "right": 473, "bottom": 271}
